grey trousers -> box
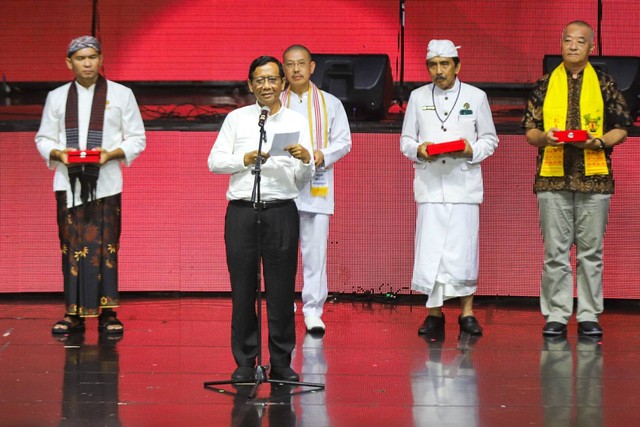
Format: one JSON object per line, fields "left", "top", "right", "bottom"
{"left": 537, "top": 191, "right": 611, "bottom": 324}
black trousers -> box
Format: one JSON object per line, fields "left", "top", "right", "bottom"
{"left": 225, "top": 200, "right": 299, "bottom": 368}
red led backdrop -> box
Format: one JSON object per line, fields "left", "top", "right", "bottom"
{"left": 1, "top": 132, "right": 640, "bottom": 298}
{"left": 1, "top": 1, "right": 638, "bottom": 83}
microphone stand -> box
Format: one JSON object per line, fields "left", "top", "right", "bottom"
{"left": 204, "top": 111, "right": 325, "bottom": 400}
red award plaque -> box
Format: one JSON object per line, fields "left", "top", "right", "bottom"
{"left": 67, "top": 150, "right": 100, "bottom": 163}
{"left": 554, "top": 130, "right": 588, "bottom": 143}
{"left": 427, "top": 139, "right": 466, "bottom": 156}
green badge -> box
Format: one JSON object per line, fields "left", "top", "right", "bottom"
{"left": 459, "top": 103, "right": 472, "bottom": 115}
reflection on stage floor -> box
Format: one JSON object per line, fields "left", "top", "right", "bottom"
{"left": 1, "top": 295, "right": 639, "bottom": 426}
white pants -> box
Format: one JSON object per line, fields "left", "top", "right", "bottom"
{"left": 300, "top": 212, "right": 330, "bottom": 318}
{"left": 412, "top": 203, "right": 479, "bottom": 307}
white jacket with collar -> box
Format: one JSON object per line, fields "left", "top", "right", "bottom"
{"left": 400, "top": 79, "right": 498, "bottom": 204}
{"left": 35, "top": 80, "right": 146, "bottom": 208}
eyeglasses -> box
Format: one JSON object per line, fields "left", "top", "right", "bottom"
{"left": 284, "top": 60, "right": 308, "bottom": 68}
{"left": 252, "top": 76, "right": 281, "bottom": 86}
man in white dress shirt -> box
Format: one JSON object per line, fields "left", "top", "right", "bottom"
{"left": 400, "top": 40, "right": 498, "bottom": 338}
{"left": 208, "top": 56, "right": 314, "bottom": 382}
{"left": 281, "top": 45, "right": 352, "bottom": 334}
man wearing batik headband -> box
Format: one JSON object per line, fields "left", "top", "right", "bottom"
{"left": 522, "top": 21, "right": 631, "bottom": 339}
{"left": 400, "top": 39, "right": 498, "bottom": 339}
{"left": 35, "top": 35, "right": 146, "bottom": 338}
{"left": 281, "top": 45, "right": 352, "bottom": 334}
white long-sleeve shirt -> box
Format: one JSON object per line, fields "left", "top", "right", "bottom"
{"left": 285, "top": 90, "right": 352, "bottom": 215}
{"left": 208, "top": 103, "right": 315, "bottom": 201}
{"left": 35, "top": 80, "right": 146, "bottom": 207}
{"left": 400, "top": 79, "right": 498, "bottom": 204}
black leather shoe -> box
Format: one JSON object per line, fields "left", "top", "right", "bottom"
{"left": 418, "top": 314, "right": 445, "bottom": 337}
{"left": 231, "top": 366, "right": 255, "bottom": 382}
{"left": 270, "top": 366, "right": 299, "bottom": 382}
{"left": 458, "top": 315, "right": 483, "bottom": 335}
{"left": 578, "top": 321, "right": 603, "bottom": 337}
{"left": 542, "top": 321, "right": 567, "bottom": 336}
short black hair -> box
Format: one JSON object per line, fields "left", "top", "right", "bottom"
{"left": 248, "top": 56, "right": 284, "bottom": 80}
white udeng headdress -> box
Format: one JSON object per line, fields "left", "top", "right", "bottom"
{"left": 426, "top": 39, "right": 460, "bottom": 59}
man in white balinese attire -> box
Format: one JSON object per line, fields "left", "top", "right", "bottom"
{"left": 281, "top": 45, "right": 352, "bottom": 333}
{"left": 400, "top": 39, "right": 498, "bottom": 338}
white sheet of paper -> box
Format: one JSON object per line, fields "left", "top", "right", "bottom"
{"left": 269, "top": 132, "right": 299, "bottom": 157}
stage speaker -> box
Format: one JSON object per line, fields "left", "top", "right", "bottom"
{"left": 310, "top": 54, "right": 394, "bottom": 120}
{"left": 543, "top": 55, "right": 640, "bottom": 120}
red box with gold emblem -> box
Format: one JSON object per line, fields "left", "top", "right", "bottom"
{"left": 67, "top": 150, "right": 100, "bottom": 163}
{"left": 427, "top": 139, "right": 466, "bottom": 156}
{"left": 554, "top": 130, "right": 588, "bottom": 143}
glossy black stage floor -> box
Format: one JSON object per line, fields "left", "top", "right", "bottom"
{"left": 1, "top": 294, "right": 640, "bottom": 427}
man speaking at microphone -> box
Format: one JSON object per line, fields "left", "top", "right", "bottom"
{"left": 208, "top": 56, "right": 314, "bottom": 382}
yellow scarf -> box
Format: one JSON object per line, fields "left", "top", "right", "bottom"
{"left": 541, "top": 62, "right": 608, "bottom": 176}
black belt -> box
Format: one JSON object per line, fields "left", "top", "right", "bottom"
{"left": 229, "top": 199, "right": 293, "bottom": 210}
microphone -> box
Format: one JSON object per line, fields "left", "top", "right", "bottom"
{"left": 258, "top": 106, "right": 270, "bottom": 127}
